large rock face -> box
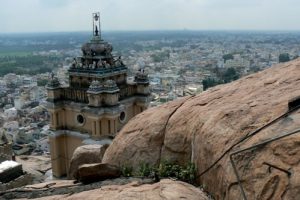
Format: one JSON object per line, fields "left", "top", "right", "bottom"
{"left": 103, "top": 59, "right": 300, "bottom": 199}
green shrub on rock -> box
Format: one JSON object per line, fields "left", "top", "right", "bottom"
{"left": 123, "top": 161, "right": 197, "bottom": 184}
{"left": 138, "top": 162, "right": 153, "bottom": 177}
{"left": 121, "top": 165, "right": 133, "bottom": 177}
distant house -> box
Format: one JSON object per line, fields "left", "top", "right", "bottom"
{"left": 4, "top": 107, "right": 18, "bottom": 120}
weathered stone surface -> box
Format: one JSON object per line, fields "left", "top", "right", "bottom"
{"left": 103, "top": 96, "right": 192, "bottom": 168}
{"left": 16, "top": 155, "right": 51, "bottom": 183}
{"left": 0, "top": 178, "right": 154, "bottom": 199}
{"left": 69, "top": 144, "right": 109, "bottom": 179}
{"left": 24, "top": 179, "right": 209, "bottom": 200}
{"left": 77, "top": 163, "right": 121, "bottom": 183}
{"left": 103, "top": 59, "right": 300, "bottom": 199}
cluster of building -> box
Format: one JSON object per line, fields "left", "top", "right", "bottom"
{"left": 0, "top": 73, "right": 51, "bottom": 156}
{"left": 123, "top": 32, "right": 300, "bottom": 105}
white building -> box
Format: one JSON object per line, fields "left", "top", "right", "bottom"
{"left": 4, "top": 108, "right": 17, "bottom": 120}
{"left": 14, "top": 97, "right": 25, "bottom": 110}
{"left": 3, "top": 121, "right": 19, "bottom": 141}
{"left": 22, "top": 77, "right": 37, "bottom": 88}
{"left": 184, "top": 84, "right": 203, "bottom": 96}
{"left": 30, "top": 86, "right": 41, "bottom": 101}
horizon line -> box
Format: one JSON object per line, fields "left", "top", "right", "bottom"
{"left": 1, "top": 29, "right": 300, "bottom": 35}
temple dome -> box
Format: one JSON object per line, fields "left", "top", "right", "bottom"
{"left": 134, "top": 71, "right": 149, "bottom": 84}
{"left": 87, "top": 80, "right": 103, "bottom": 93}
{"left": 103, "top": 80, "right": 119, "bottom": 92}
{"left": 47, "top": 77, "right": 61, "bottom": 89}
{"left": 81, "top": 41, "right": 113, "bottom": 56}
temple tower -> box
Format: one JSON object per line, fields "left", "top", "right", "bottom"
{"left": 46, "top": 12, "right": 150, "bottom": 177}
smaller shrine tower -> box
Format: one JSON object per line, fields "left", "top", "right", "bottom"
{"left": 46, "top": 12, "right": 150, "bottom": 177}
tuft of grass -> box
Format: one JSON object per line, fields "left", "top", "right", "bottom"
{"left": 121, "top": 165, "right": 133, "bottom": 177}
{"left": 138, "top": 162, "right": 153, "bottom": 177}
{"left": 122, "top": 161, "right": 197, "bottom": 184}
{"left": 157, "top": 161, "right": 197, "bottom": 184}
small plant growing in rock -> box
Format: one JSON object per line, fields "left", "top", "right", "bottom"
{"left": 178, "top": 163, "right": 196, "bottom": 184}
{"left": 121, "top": 165, "right": 133, "bottom": 177}
{"left": 156, "top": 161, "right": 197, "bottom": 184}
{"left": 158, "top": 161, "right": 181, "bottom": 178}
{"left": 138, "top": 162, "right": 153, "bottom": 177}
{"left": 121, "top": 161, "right": 197, "bottom": 184}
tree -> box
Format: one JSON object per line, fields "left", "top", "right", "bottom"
{"left": 37, "top": 79, "right": 48, "bottom": 86}
{"left": 222, "top": 54, "right": 234, "bottom": 62}
{"left": 279, "top": 53, "right": 290, "bottom": 63}
{"left": 202, "top": 78, "right": 221, "bottom": 91}
{"left": 222, "top": 68, "right": 239, "bottom": 83}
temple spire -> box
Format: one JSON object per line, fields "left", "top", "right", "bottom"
{"left": 92, "top": 12, "right": 101, "bottom": 39}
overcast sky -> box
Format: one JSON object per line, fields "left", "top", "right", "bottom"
{"left": 0, "top": 0, "right": 300, "bottom": 33}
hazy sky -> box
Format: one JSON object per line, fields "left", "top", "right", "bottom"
{"left": 1, "top": 0, "right": 300, "bottom": 33}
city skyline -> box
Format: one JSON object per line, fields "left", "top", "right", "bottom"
{"left": 0, "top": 0, "right": 300, "bottom": 33}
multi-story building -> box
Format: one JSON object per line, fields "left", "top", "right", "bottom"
{"left": 46, "top": 13, "right": 150, "bottom": 177}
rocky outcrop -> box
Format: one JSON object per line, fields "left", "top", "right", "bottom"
{"left": 103, "top": 96, "right": 192, "bottom": 168}
{"left": 45, "top": 179, "right": 209, "bottom": 200}
{"left": 20, "top": 179, "right": 209, "bottom": 200}
{"left": 16, "top": 155, "right": 51, "bottom": 183}
{"left": 69, "top": 144, "right": 109, "bottom": 179}
{"left": 0, "top": 178, "right": 210, "bottom": 199}
{"left": 76, "top": 163, "right": 121, "bottom": 183}
{"left": 103, "top": 59, "right": 300, "bottom": 199}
